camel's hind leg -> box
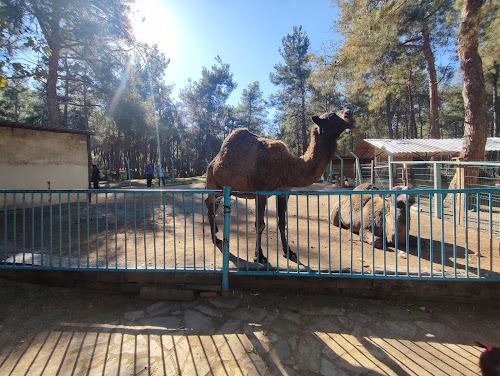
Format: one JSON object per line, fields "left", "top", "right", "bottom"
{"left": 254, "top": 195, "right": 268, "bottom": 264}
{"left": 278, "top": 195, "right": 297, "bottom": 263}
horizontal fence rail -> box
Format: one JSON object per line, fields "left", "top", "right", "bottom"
{"left": 1, "top": 187, "right": 499, "bottom": 284}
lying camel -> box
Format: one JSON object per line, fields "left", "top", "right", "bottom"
{"left": 331, "top": 183, "right": 415, "bottom": 248}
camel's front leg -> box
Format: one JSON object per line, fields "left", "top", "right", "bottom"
{"left": 254, "top": 195, "right": 268, "bottom": 264}
{"left": 358, "top": 229, "right": 384, "bottom": 249}
{"left": 205, "top": 194, "right": 222, "bottom": 245}
{"left": 278, "top": 195, "right": 298, "bottom": 263}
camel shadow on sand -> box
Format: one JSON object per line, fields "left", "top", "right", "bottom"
{"left": 214, "top": 242, "right": 314, "bottom": 273}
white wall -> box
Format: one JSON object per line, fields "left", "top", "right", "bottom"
{"left": 0, "top": 126, "right": 89, "bottom": 209}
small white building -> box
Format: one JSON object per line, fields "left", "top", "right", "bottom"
{"left": 0, "top": 121, "right": 91, "bottom": 208}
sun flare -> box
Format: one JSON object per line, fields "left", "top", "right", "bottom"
{"left": 130, "top": 0, "right": 179, "bottom": 62}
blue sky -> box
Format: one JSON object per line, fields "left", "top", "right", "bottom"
{"left": 131, "top": 0, "right": 341, "bottom": 105}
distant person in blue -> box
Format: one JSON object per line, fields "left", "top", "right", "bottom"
{"left": 145, "top": 163, "right": 154, "bottom": 187}
{"left": 156, "top": 165, "right": 166, "bottom": 186}
{"left": 91, "top": 164, "right": 101, "bottom": 189}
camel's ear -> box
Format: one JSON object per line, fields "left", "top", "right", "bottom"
{"left": 313, "top": 124, "right": 321, "bottom": 135}
{"left": 312, "top": 115, "right": 321, "bottom": 125}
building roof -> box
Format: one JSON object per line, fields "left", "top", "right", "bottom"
{"left": 353, "top": 138, "right": 500, "bottom": 159}
{"left": 0, "top": 119, "right": 91, "bottom": 135}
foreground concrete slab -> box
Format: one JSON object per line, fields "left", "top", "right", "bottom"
{"left": 0, "top": 278, "right": 497, "bottom": 375}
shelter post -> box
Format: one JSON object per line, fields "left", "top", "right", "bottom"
{"left": 336, "top": 154, "right": 344, "bottom": 188}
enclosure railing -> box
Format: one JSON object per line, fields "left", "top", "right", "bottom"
{"left": 361, "top": 161, "right": 500, "bottom": 233}
{"left": 229, "top": 188, "right": 499, "bottom": 281}
{"left": 0, "top": 189, "right": 221, "bottom": 272}
{"left": 1, "top": 187, "right": 499, "bottom": 291}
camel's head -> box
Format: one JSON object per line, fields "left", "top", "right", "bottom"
{"left": 391, "top": 185, "right": 416, "bottom": 208}
{"left": 311, "top": 109, "right": 355, "bottom": 139}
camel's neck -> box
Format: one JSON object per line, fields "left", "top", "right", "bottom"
{"left": 282, "top": 132, "right": 336, "bottom": 187}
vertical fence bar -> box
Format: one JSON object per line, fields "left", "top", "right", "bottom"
{"left": 327, "top": 194, "right": 331, "bottom": 274}
{"left": 133, "top": 192, "right": 138, "bottom": 269}
{"left": 294, "top": 193, "right": 299, "bottom": 272}
{"left": 77, "top": 192, "right": 81, "bottom": 269}
{"left": 22, "top": 193, "right": 25, "bottom": 265}
{"left": 40, "top": 192, "right": 44, "bottom": 266}
{"left": 12, "top": 193, "right": 16, "bottom": 261}
{"left": 453, "top": 194, "right": 457, "bottom": 278}
{"left": 265, "top": 194, "right": 270, "bottom": 273}
{"left": 163, "top": 192, "right": 167, "bottom": 270}
{"left": 464, "top": 193, "right": 469, "bottom": 277}
{"left": 182, "top": 193, "right": 187, "bottom": 270}
{"left": 123, "top": 192, "right": 128, "bottom": 269}
{"left": 338, "top": 194, "right": 342, "bottom": 275}
{"left": 245, "top": 198, "right": 249, "bottom": 272}
{"left": 152, "top": 193, "right": 157, "bottom": 270}
{"left": 142, "top": 194, "right": 147, "bottom": 269}
{"left": 274, "top": 196, "right": 279, "bottom": 271}
{"left": 58, "top": 192, "right": 62, "bottom": 267}
{"left": 476, "top": 192, "right": 481, "bottom": 277}
{"left": 417, "top": 194, "right": 421, "bottom": 277}
{"left": 306, "top": 195, "right": 311, "bottom": 271}
{"left": 489, "top": 193, "right": 493, "bottom": 277}
{"left": 114, "top": 192, "right": 118, "bottom": 269}
{"left": 235, "top": 197, "right": 240, "bottom": 271}
{"left": 221, "top": 186, "right": 231, "bottom": 294}
{"left": 2, "top": 193, "right": 6, "bottom": 264}
{"left": 429, "top": 193, "right": 433, "bottom": 278}
{"left": 317, "top": 195, "right": 320, "bottom": 273}
{"left": 191, "top": 194, "right": 196, "bottom": 270}
{"left": 67, "top": 192, "right": 71, "bottom": 267}
{"left": 171, "top": 192, "right": 177, "bottom": 270}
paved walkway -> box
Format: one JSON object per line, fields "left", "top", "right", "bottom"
{"left": 0, "top": 278, "right": 497, "bottom": 375}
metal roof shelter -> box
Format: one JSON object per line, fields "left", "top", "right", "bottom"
{"left": 353, "top": 137, "right": 500, "bottom": 160}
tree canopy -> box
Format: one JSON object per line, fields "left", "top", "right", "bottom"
{"left": 0, "top": 0, "right": 497, "bottom": 178}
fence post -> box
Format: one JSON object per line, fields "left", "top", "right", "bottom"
{"left": 221, "top": 186, "right": 232, "bottom": 295}
{"left": 350, "top": 152, "right": 362, "bottom": 186}
{"left": 370, "top": 160, "right": 375, "bottom": 184}
{"left": 336, "top": 154, "right": 344, "bottom": 187}
{"left": 433, "top": 162, "right": 442, "bottom": 219}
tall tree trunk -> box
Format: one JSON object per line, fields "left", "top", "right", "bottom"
{"left": 446, "top": 0, "right": 487, "bottom": 203}
{"left": 422, "top": 26, "right": 440, "bottom": 139}
{"left": 458, "top": 0, "right": 487, "bottom": 163}
{"left": 45, "top": 0, "right": 62, "bottom": 127}
{"left": 386, "top": 94, "right": 394, "bottom": 139}
{"left": 493, "top": 64, "right": 499, "bottom": 137}
{"left": 63, "top": 56, "right": 68, "bottom": 127}
{"left": 406, "top": 69, "right": 417, "bottom": 138}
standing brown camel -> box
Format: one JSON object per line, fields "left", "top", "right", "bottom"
{"left": 205, "top": 109, "right": 355, "bottom": 264}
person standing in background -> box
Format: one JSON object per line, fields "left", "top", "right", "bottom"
{"left": 91, "top": 164, "right": 101, "bottom": 189}
{"left": 145, "top": 163, "right": 154, "bottom": 188}
{"left": 156, "top": 165, "right": 166, "bottom": 186}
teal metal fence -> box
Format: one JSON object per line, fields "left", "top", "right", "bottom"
{"left": 1, "top": 189, "right": 221, "bottom": 272}
{"left": 1, "top": 187, "right": 499, "bottom": 292}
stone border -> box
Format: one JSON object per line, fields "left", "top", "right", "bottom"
{"left": 0, "top": 269, "right": 499, "bottom": 303}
